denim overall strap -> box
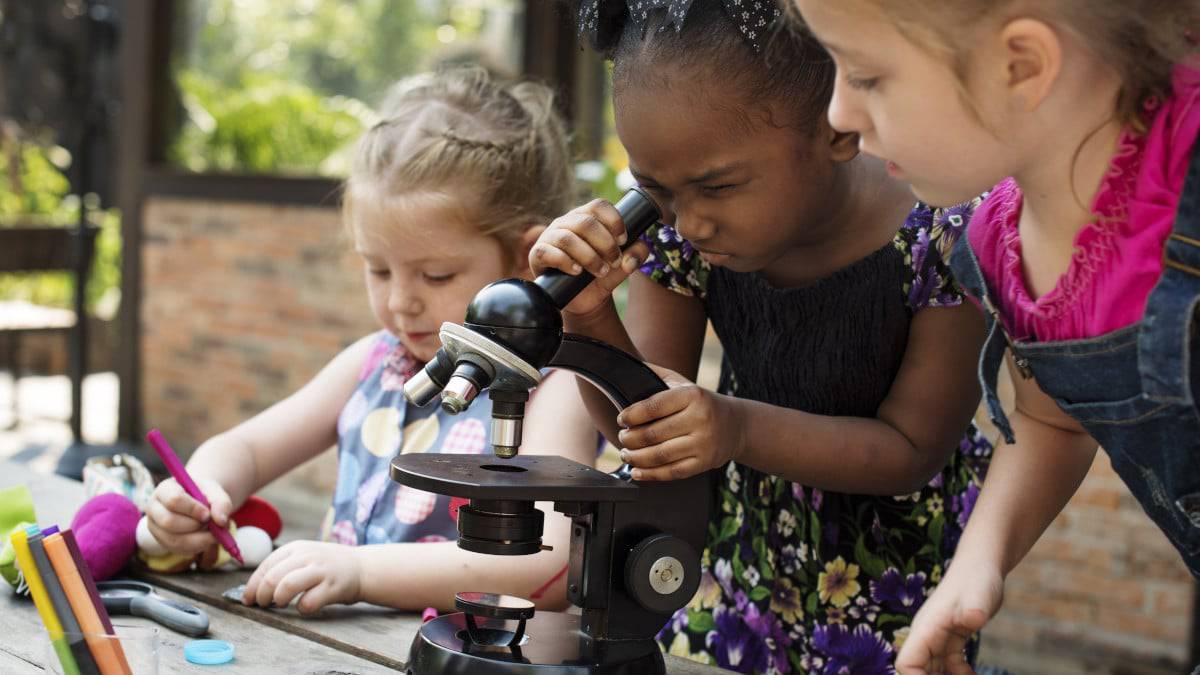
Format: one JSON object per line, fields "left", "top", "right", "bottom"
{"left": 1138, "top": 143, "right": 1200, "bottom": 405}
{"left": 948, "top": 236, "right": 1018, "bottom": 443}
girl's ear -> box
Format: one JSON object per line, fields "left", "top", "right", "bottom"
{"left": 512, "top": 223, "right": 547, "bottom": 279}
{"left": 829, "top": 129, "right": 861, "bottom": 163}
{"left": 817, "top": 113, "right": 860, "bottom": 163}
{"left": 998, "top": 18, "right": 1062, "bottom": 112}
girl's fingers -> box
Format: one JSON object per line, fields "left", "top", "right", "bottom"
{"left": 547, "top": 224, "right": 614, "bottom": 277}
{"left": 617, "top": 409, "right": 692, "bottom": 450}
{"left": 580, "top": 198, "right": 629, "bottom": 246}
{"left": 295, "top": 580, "right": 337, "bottom": 616}
{"left": 617, "top": 388, "right": 692, "bottom": 428}
{"left": 248, "top": 546, "right": 299, "bottom": 607}
{"left": 595, "top": 241, "right": 651, "bottom": 293}
{"left": 529, "top": 239, "right": 584, "bottom": 276}
{"left": 146, "top": 498, "right": 206, "bottom": 535}
{"left": 272, "top": 565, "right": 324, "bottom": 611}
{"left": 146, "top": 519, "right": 215, "bottom": 555}
{"left": 569, "top": 209, "right": 625, "bottom": 266}
{"left": 628, "top": 455, "right": 702, "bottom": 482}
{"left": 155, "top": 481, "right": 208, "bottom": 523}
{"left": 619, "top": 436, "right": 694, "bottom": 470}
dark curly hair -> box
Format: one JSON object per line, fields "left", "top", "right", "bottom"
{"left": 577, "top": 0, "right": 836, "bottom": 133}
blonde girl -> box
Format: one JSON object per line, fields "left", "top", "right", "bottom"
{"left": 145, "top": 68, "right": 598, "bottom": 614}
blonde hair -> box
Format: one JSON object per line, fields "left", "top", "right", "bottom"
{"left": 343, "top": 67, "right": 574, "bottom": 256}
{"left": 852, "top": 0, "right": 1199, "bottom": 131}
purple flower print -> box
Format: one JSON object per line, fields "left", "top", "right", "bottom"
{"left": 907, "top": 227, "right": 934, "bottom": 308}
{"left": 744, "top": 604, "right": 793, "bottom": 674}
{"left": 869, "top": 568, "right": 927, "bottom": 616}
{"left": 954, "top": 483, "right": 981, "bottom": 529}
{"left": 870, "top": 514, "right": 885, "bottom": 545}
{"left": 708, "top": 605, "right": 771, "bottom": 673}
{"left": 715, "top": 558, "right": 734, "bottom": 597}
{"left": 810, "top": 488, "right": 824, "bottom": 511}
{"left": 811, "top": 623, "right": 896, "bottom": 675}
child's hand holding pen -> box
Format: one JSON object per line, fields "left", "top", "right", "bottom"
{"left": 146, "top": 477, "right": 236, "bottom": 555}
{"left": 615, "top": 363, "right": 747, "bottom": 481}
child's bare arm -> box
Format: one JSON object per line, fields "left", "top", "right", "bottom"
{"left": 619, "top": 302, "right": 988, "bottom": 493}
{"left": 948, "top": 354, "right": 1098, "bottom": 575}
{"left": 147, "top": 335, "right": 374, "bottom": 552}
{"left": 896, "top": 356, "right": 1098, "bottom": 674}
{"left": 249, "top": 370, "right": 601, "bottom": 613}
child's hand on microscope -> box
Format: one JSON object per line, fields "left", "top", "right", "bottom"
{"left": 243, "top": 541, "right": 363, "bottom": 615}
{"left": 614, "top": 364, "right": 746, "bottom": 480}
{"left": 530, "top": 199, "right": 650, "bottom": 320}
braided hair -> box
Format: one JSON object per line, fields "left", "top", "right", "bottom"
{"left": 344, "top": 66, "right": 574, "bottom": 253}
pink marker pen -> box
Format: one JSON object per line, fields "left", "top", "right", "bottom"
{"left": 146, "top": 429, "right": 244, "bottom": 565}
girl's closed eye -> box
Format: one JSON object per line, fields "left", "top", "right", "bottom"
{"left": 639, "top": 182, "right": 669, "bottom": 198}
{"left": 423, "top": 271, "right": 457, "bottom": 284}
{"left": 845, "top": 74, "right": 880, "bottom": 91}
{"left": 700, "top": 182, "right": 740, "bottom": 196}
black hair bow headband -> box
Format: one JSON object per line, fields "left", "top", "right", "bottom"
{"left": 579, "top": 0, "right": 782, "bottom": 53}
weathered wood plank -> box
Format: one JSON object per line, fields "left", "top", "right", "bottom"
{"left": 3, "top": 461, "right": 730, "bottom": 673}
{"left": 0, "top": 582, "right": 397, "bottom": 673}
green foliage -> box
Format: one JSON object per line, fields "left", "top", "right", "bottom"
{"left": 166, "top": 0, "right": 520, "bottom": 176}
{"left": 169, "top": 70, "right": 367, "bottom": 174}
{"left": 0, "top": 142, "right": 121, "bottom": 314}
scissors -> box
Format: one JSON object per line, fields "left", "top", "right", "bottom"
{"left": 95, "top": 580, "right": 210, "bottom": 636}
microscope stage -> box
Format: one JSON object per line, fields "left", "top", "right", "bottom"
{"left": 390, "top": 454, "right": 639, "bottom": 502}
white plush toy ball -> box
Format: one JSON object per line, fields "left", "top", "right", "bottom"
{"left": 135, "top": 515, "right": 169, "bottom": 557}
{"left": 235, "top": 526, "right": 273, "bottom": 567}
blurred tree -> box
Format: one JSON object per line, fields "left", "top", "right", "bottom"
{"left": 166, "top": 0, "right": 523, "bottom": 176}
{"left": 0, "top": 135, "right": 120, "bottom": 314}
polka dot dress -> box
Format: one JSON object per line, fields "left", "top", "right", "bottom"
{"left": 323, "top": 331, "right": 493, "bottom": 546}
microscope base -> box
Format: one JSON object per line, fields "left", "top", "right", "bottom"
{"left": 405, "top": 611, "right": 665, "bottom": 674}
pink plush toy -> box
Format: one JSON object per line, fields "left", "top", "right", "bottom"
{"left": 70, "top": 493, "right": 140, "bottom": 581}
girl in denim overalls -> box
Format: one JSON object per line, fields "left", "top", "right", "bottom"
{"left": 795, "top": 0, "right": 1200, "bottom": 671}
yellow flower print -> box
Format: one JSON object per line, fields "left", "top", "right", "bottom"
{"left": 689, "top": 570, "right": 722, "bottom": 611}
{"left": 818, "top": 557, "right": 861, "bottom": 608}
{"left": 667, "top": 633, "right": 693, "bottom": 658}
{"left": 928, "top": 493, "right": 944, "bottom": 516}
{"left": 769, "top": 578, "right": 804, "bottom": 624}
{"left": 825, "top": 606, "right": 846, "bottom": 625}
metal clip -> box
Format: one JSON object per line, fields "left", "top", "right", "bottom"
{"left": 982, "top": 295, "right": 1033, "bottom": 379}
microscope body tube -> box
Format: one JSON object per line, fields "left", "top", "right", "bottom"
{"left": 534, "top": 187, "right": 661, "bottom": 309}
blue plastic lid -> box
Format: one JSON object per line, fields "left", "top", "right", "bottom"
{"left": 185, "top": 639, "right": 234, "bottom": 665}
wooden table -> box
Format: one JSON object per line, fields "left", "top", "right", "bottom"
{"left": 1, "top": 461, "right": 729, "bottom": 674}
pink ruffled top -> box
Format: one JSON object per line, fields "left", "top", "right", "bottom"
{"left": 969, "top": 67, "right": 1200, "bottom": 342}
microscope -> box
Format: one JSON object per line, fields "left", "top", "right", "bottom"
{"left": 390, "top": 188, "right": 713, "bottom": 674}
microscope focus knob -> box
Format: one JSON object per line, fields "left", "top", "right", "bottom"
{"left": 624, "top": 534, "right": 701, "bottom": 615}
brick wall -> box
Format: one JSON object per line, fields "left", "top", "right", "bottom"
{"left": 140, "top": 197, "right": 377, "bottom": 494}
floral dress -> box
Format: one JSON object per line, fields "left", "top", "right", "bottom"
{"left": 643, "top": 202, "right": 993, "bottom": 674}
